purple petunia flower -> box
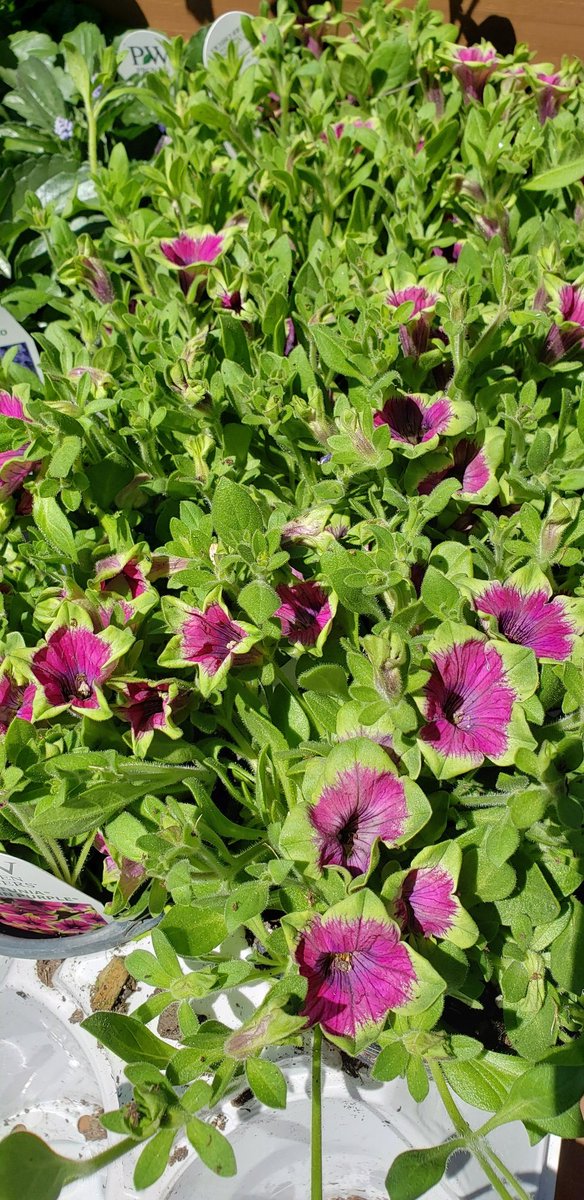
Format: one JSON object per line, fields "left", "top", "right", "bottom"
{"left": 94, "top": 832, "right": 145, "bottom": 892}
{"left": 0, "top": 897, "right": 106, "bottom": 935}
{"left": 220, "top": 290, "right": 243, "bottom": 312}
{"left": 387, "top": 286, "right": 438, "bottom": 358}
{"left": 309, "top": 764, "right": 407, "bottom": 876}
{"left": 275, "top": 580, "right": 332, "bottom": 646}
{"left": 54, "top": 116, "right": 74, "bottom": 141}
{"left": 181, "top": 603, "right": 248, "bottom": 676}
{"left": 474, "top": 583, "right": 574, "bottom": 661}
{"left": 284, "top": 318, "right": 297, "bottom": 357}
{"left": 0, "top": 673, "right": 34, "bottom": 733}
{"left": 296, "top": 914, "right": 416, "bottom": 1038}
{"left": 417, "top": 439, "right": 490, "bottom": 496}
{"left": 31, "top": 627, "right": 114, "bottom": 713}
{"left": 115, "top": 679, "right": 186, "bottom": 740}
{"left": 373, "top": 395, "right": 451, "bottom": 445}
{"left": 420, "top": 640, "right": 515, "bottom": 763}
{"left": 452, "top": 45, "right": 498, "bottom": 103}
{"left": 161, "top": 232, "right": 225, "bottom": 296}
{"left": 94, "top": 553, "right": 148, "bottom": 623}
{"left": 543, "top": 285, "right": 584, "bottom": 364}
{"left": 0, "top": 390, "right": 40, "bottom": 499}
{"left": 396, "top": 866, "right": 457, "bottom": 938}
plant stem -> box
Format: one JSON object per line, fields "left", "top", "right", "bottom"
{"left": 474, "top": 1149, "right": 526, "bottom": 1200}
{"left": 482, "top": 1145, "right": 533, "bottom": 1200}
{"left": 430, "top": 1062, "right": 471, "bottom": 1134}
{"left": 72, "top": 1135, "right": 138, "bottom": 1178}
{"left": 431, "top": 1064, "right": 525, "bottom": 1200}
{"left": 86, "top": 104, "right": 98, "bottom": 177}
{"left": 71, "top": 830, "right": 96, "bottom": 886}
{"left": 311, "top": 1024, "right": 323, "bottom": 1200}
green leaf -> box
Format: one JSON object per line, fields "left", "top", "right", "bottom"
{"left": 238, "top": 581, "right": 280, "bottom": 624}
{"left": 186, "top": 1118, "right": 236, "bottom": 1177}
{"left": 311, "top": 325, "right": 359, "bottom": 377}
{"left": 550, "top": 900, "right": 584, "bottom": 994}
{"left": 246, "top": 1056, "right": 287, "bottom": 1109}
{"left": 524, "top": 157, "right": 584, "bottom": 191}
{"left": 32, "top": 495, "right": 77, "bottom": 561}
{"left": 125, "top": 949, "right": 171, "bottom": 989}
{"left": 386, "top": 1141, "right": 465, "bottom": 1200}
{"left": 0, "top": 1132, "right": 79, "bottom": 1199}
{"left": 133, "top": 1129, "right": 176, "bottom": 1190}
{"left": 159, "top": 904, "right": 227, "bottom": 957}
{"left": 420, "top": 566, "right": 460, "bottom": 619}
{"left": 211, "top": 478, "right": 263, "bottom": 548}
{"left": 224, "top": 880, "right": 270, "bottom": 934}
{"left": 81, "top": 1012, "right": 173, "bottom": 1068}
{"left": 47, "top": 435, "right": 81, "bottom": 478}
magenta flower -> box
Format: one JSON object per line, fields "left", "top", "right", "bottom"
{"left": 420, "top": 640, "right": 515, "bottom": 764}
{"left": 543, "top": 285, "right": 584, "bottom": 363}
{"left": 115, "top": 679, "right": 187, "bottom": 740}
{"left": 309, "top": 764, "right": 407, "bottom": 876}
{"left": 452, "top": 45, "right": 498, "bottom": 103}
{"left": 94, "top": 553, "right": 148, "bottom": 622}
{"left": 396, "top": 867, "right": 458, "bottom": 938}
{"left": 0, "top": 898, "right": 106, "bottom": 935}
{"left": 161, "top": 232, "right": 225, "bottom": 294}
{"left": 0, "top": 674, "right": 34, "bottom": 733}
{"left": 474, "top": 583, "right": 574, "bottom": 661}
{"left": 373, "top": 395, "right": 451, "bottom": 445}
{"left": 181, "top": 603, "right": 248, "bottom": 676}
{"left": 296, "top": 913, "right": 416, "bottom": 1038}
{"left": 418, "top": 439, "right": 490, "bottom": 496}
{"left": 0, "top": 391, "right": 39, "bottom": 499}
{"left": 94, "top": 832, "right": 145, "bottom": 895}
{"left": 31, "top": 627, "right": 114, "bottom": 713}
{"left": 275, "top": 580, "right": 332, "bottom": 646}
{"left": 387, "top": 286, "right": 438, "bottom": 357}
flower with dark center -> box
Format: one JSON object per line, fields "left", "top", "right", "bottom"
{"left": 374, "top": 395, "right": 451, "bottom": 444}
{"left": 474, "top": 583, "right": 574, "bottom": 660}
{"left": 420, "top": 639, "right": 514, "bottom": 764}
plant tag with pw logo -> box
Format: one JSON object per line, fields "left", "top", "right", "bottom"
{"left": 118, "top": 30, "right": 172, "bottom": 80}
{"left": 0, "top": 852, "right": 110, "bottom": 937}
{"left": 0, "top": 306, "right": 41, "bottom": 380}
{"left": 202, "top": 12, "right": 255, "bottom": 69}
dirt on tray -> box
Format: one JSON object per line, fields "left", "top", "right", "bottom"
{"left": 90, "top": 956, "right": 136, "bottom": 1013}
{"left": 157, "top": 1001, "right": 182, "bottom": 1041}
{"left": 168, "top": 1145, "right": 188, "bottom": 1166}
{"left": 36, "top": 960, "right": 63, "bottom": 988}
{"left": 77, "top": 1113, "right": 107, "bottom": 1142}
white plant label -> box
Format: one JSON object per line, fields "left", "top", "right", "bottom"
{"left": 118, "top": 30, "right": 171, "bottom": 80}
{"left": 0, "top": 852, "right": 110, "bottom": 936}
{"left": 203, "top": 12, "right": 255, "bottom": 68}
{"left": 0, "top": 306, "right": 41, "bottom": 379}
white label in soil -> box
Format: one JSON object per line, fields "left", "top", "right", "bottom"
{"left": 0, "top": 305, "right": 41, "bottom": 379}
{"left": 0, "top": 852, "right": 110, "bottom": 936}
{"left": 118, "top": 30, "right": 171, "bottom": 80}
{"left": 202, "top": 12, "right": 255, "bottom": 68}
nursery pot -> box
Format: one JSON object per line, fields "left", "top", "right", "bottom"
{"left": 147, "top": 1051, "right": 560, "bottom": 1200}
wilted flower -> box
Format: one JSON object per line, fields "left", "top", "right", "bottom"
{"left": 0, "top": 898, "right": 106, "bottom": 935}
{"left": 387, "top": 286, "right": 438, "bottom": 357}
{"left": 373, "top": 395, "right": 451, "bottom": 444}
{"left": 94, "top": 832, "right": 145, "bottom": 896}
{"left": 275, "top": 579, "right": 333, "bottom": 646}
{"left": 296, "top": 910, "right": 416, "bottom": 1038}
{"left": 420, "top": 639, "right": 514, "bottom": 764}
{"left": 30, "top": 625, "right": 124, "bottom": 716}
{"left": 284, "top": 318, "right": 297, "bottom": 356}
{"left": 81, "top": 256, "right": 114, "bottom": 304}
{"left": 309, "top": 763, "right": 407, "bottom": 876}
{"left": 0, "top": 391, "right": 39, "bottom": 499}
{"left": 474, "top": 583, "right": 574, "bottom": 660}
{"left": 543, "top": 285, "right": 584, "bottom": 364}
{"left": 395, "top": 866, "right": 458, "bottom": 938}
{"left": 452, "top": 45, "right": 498, "bottom": 103}
{"left": 418, "top": 439, "right": 490, "bottom": 496}
{"left": 54, "top": 116, "right": 74, "bottom": 141}
{"left": 535, "top": 72, "right": 567, "bottom": 123}
{"left": 220, "top": 290, "right": 243, "bottom": 312}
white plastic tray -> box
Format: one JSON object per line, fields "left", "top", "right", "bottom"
{"left": 0, "top": 947, "right": 560, "bottom": 1200}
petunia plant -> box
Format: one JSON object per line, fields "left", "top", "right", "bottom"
{"left": 0, "top": 0, "right": 584, "bottom": 1198}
